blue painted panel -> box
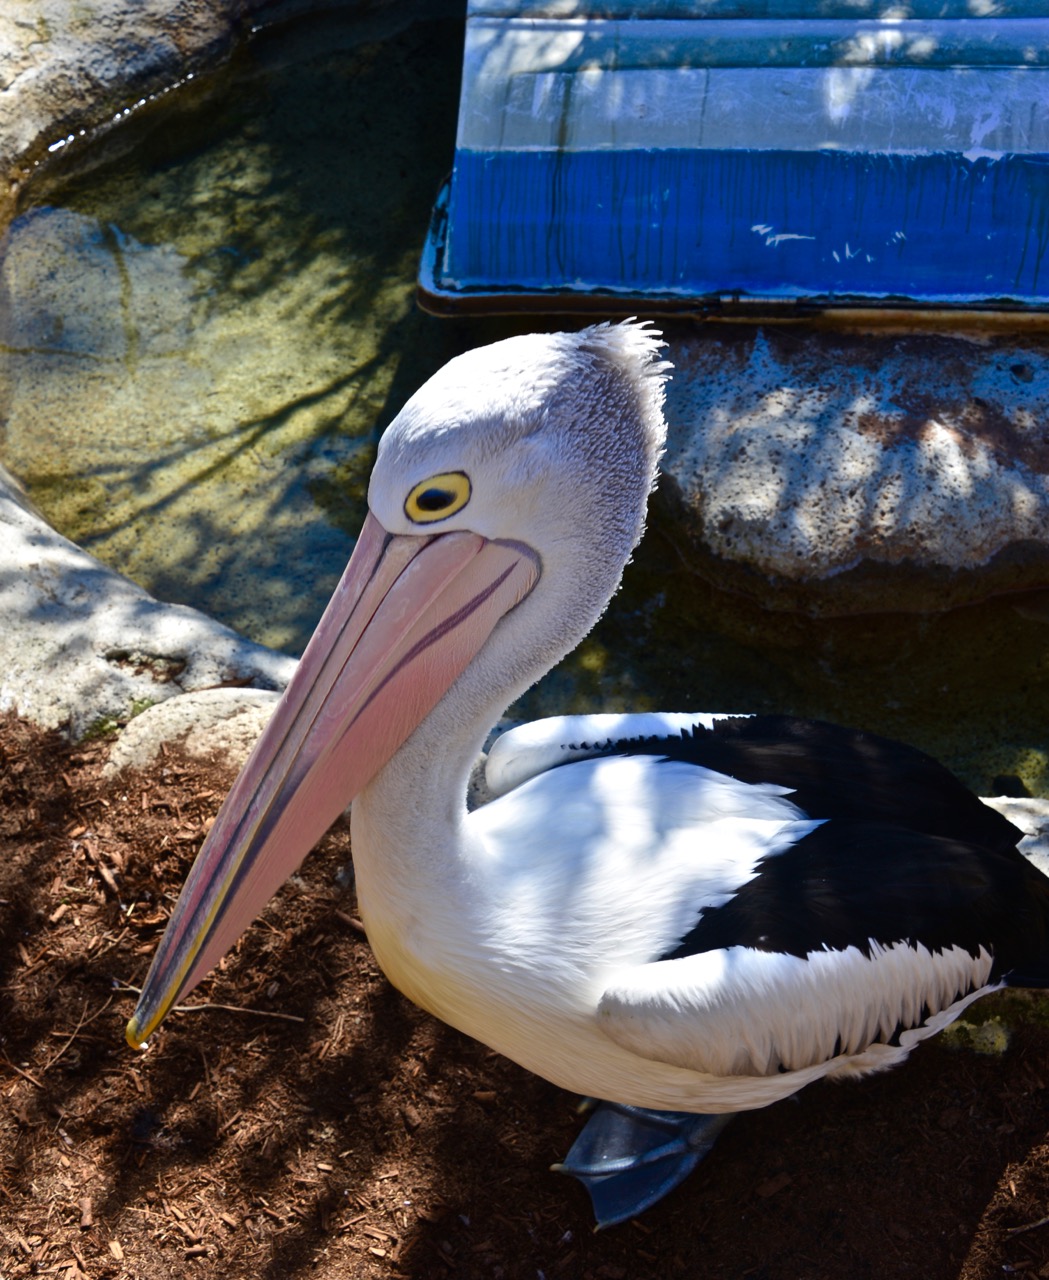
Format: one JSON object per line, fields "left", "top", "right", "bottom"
{"left": 470, "top": 1, "right": 1049, "bottom": 17}
{"left": 424, "top": 5, "right": 1049, "bottom": 308}
{"left": 441, "top": 147, "right": 1049, "bottom": 303}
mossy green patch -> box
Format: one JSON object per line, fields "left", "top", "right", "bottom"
{"left": 941, "top": 1016, "right": 1012, "bottom": 1056}
{"left": 80, "top": 715, "right": 121, "bottom": 743}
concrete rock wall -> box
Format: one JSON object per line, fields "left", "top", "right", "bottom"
{"left": 0, "top": 0, "right": 391, "bottom": 222}
{"left": 661, "top": 322, "right": 1049, "bottom": 614}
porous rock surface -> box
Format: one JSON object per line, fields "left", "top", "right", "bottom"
{"left": 661, "top": 323, "right": 1049, "bottom": 614}
{"left": 101, "top": 685, "right": 281, "bottom": 777}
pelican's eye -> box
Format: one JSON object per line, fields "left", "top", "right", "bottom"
{"left": 404, "top": 472, "right": 472, "bottom": 524}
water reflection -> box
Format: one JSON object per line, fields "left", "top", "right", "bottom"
{"left": 0, "top": 11, "right": 469, "bottom": 654}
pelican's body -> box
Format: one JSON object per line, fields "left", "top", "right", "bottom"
{"left": 355, "top": 721, "right": 800, "bottom": 1113}
{"left": 355, "top": 706, "right": 1040, "bottom": 1115}
{"left": 128, "top": 322, "right": 1049, "bottom": 1225}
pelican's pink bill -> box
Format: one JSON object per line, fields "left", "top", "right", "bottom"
{"left": 126, "top": 512, "right": 540, "bottom": 1048}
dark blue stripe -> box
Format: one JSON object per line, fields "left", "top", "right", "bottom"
{"left": 443, "top": 147, "right": 1049, "bottom": 303}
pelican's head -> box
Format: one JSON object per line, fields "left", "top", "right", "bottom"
{"left": 371, "top": 321, "right": 668, "bottom": 547}
{"left": 126, "top": 321, "right": 670, "bottom": 1048}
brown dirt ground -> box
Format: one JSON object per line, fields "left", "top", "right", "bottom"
{"left": 4, "top": 712, "right": 1049, "bottom": 1280}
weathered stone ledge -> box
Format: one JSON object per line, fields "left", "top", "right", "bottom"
{"left": 0, "top": 463, "right": 295, "bottom": 739}
{"left": 0, "top": 0, "right": 399, "bottom": 224}
{"left": 661, "top": 320, "right": 1049, "bottom": 614}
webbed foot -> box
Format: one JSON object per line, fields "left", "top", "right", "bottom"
{"left": 553, "top": 1102, "right": 735, "bottom": 1228}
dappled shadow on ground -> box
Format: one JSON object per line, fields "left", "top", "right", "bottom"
{"left": 3, "top": 712, "right": 1049, "bottom": 1280}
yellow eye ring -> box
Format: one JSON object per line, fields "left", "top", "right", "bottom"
{"left": 404, "top": 472, "right": 472, "bottom": 524}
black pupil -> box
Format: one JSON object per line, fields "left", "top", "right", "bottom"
{"left": 417, "top": 488, "right": 453, "bottom": 512}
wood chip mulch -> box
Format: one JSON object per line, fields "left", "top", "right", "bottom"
{"left": 3, "top": 710, "right": 1049, "bottom": 1280}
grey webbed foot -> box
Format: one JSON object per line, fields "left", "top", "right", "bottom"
{"left": 553, "top": 1102, "right": 735, "bottom": 1228}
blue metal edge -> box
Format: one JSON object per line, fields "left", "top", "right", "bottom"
{"left": 416, "top": 177, "right": 1049, "bottom": 320}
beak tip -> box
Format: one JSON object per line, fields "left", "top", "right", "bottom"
{"left": 125, "top": 1017, "right": 149, "bottom": 1052}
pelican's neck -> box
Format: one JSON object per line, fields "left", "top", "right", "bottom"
{"left": 347, "top": 664, "right": 500, "bottom": 1007}
{"left": 354, "top": 691, "right": 483, "bottom": 868}
{"left": 351, "top": 473, "right": 652, "bottom": 921}
{"left": 351, "top": 560, "right": 590, "bottom": 906}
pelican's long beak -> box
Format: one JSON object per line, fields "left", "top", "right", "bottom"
{"left": 126, "top": 512, "right": 540, "bottom": 1048}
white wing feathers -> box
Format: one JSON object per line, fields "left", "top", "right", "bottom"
{"left": 597, "top": 941, "right": 1000, "bottom": 1080}
{"left": 485, "top": 712, "right": 746, "bottom": 798}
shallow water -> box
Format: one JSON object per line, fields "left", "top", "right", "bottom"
{"left": 565, "top": 526, "right": 1049, "bottom": 798}
{"left": 1, "top": 7, "right": 471, "bottom": 654}
{"left": 0, "top": 7, "right": 1046, "bottom": 795}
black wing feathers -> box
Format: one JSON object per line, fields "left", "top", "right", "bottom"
{"left": 610, "top": 716, "right": 1023, "bottom": 854}
{"left": 579, "top": 716, "right": 1049, "bottom": 983}
{"left": 661, "top": 820, "right": 1049, "bottom": 983}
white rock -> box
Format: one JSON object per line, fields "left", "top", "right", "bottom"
{"left": 983, "top": 796, "right": 1049, "bottom": 879}
{"left": 0, "top": 463, "right": 296, "bottom": 739}
{"left": 662, "top": 324, "right": 1049, "bottom": 610}
{"left": 103, "top": 686, "right": 280, "bottom": 777}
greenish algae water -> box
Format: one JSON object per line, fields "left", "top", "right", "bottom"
{"left": 0, "top": 7, "right": 473, "bottom": 654}
{"left": 563, "top": 526, "right": 1049, "bottom": 799}
{"left": 0, "top": 7, "right": 1046, "bottom": 796}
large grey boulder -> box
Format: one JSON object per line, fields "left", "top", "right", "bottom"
{"left": 0, "top": 0, "right": 397, "bottom": 223}
{"left": 661, "top": 324, "right": 1049, "bottom": 614}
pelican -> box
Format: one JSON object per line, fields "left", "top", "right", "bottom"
{"left": 127, "top": 321, "right": 1049, "bottom": 1227}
